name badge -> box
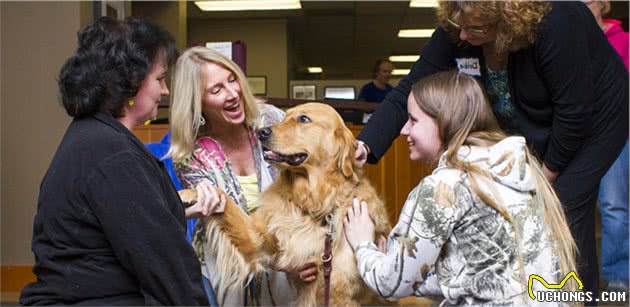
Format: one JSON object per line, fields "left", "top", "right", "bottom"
{"left": 456, "top": 58, "right": 481, "bottom": 76}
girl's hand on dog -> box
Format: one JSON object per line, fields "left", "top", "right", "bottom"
{"left": 185, "top": 179, "right": 226, "bottom": 218}
{"left": 343, "top": 198, "right": 375, "bottom": 251}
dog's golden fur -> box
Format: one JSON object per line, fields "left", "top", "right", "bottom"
{"left": 181, "top": 103, "right": 392, "bottom": 306}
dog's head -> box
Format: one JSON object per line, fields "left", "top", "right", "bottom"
{"left": 257, "top": 103, "right": 357, "bottom": 179}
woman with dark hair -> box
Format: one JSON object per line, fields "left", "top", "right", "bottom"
{"left": 19, "top": 17, "right": 209, "bottom": 305}
{"left": 355, "top": 1, "right": 628, "bottom": 299}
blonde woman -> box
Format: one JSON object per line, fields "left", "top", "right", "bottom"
{"left": 168, "top": 47, "right": 313, "bottom": 306}
{"left": 345, "top": 71, "right": 577, "bottom": 305}
{"left": 355, "top": 1, "right": 628, "bottom": 298}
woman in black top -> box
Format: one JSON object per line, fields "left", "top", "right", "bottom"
{"left": 20, "top": 17, "right": 210, "bottom": 305}
{"left": 356, "top": 1, "right": 628, "bottom": 300}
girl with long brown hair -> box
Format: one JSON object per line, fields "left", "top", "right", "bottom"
{"left": 355, "top": 2, "right": 628, "bottom": 298}
{"left": 345, "top": 71, "right": 576, "bottom": 305}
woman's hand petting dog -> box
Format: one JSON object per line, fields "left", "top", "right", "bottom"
{"left": 343, "top": 198, "right": 376, "bottom": 251}
{"left": 298, "top": 263, "right": 318, "bottom": 282}
{"left": 288, "top": 262, "right": 318, "bottom": 282}
{"left": 354, "top": 141, "right": 369, "bottom": 167}
{"left": 184, "top": 179, "right": 227, "bottom": 219}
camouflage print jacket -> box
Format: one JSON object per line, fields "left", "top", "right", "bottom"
{"left": 355, "top": 136, "right": 564, "bottom": 306}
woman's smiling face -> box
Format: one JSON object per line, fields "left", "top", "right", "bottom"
{"left": 400, "top": 93, "right": 443, "bottom": 163}
{"left": 200, "top": 61, "right": 245, "bottom": 126}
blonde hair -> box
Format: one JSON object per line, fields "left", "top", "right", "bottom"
{"left": 168, "top": 47, "right": 259, "bottom": 162}
{"left": 412, "top": 71, "right": 577, "bottom": 290}
{"left": 436, "top": 1, "right": 551, "bottom": 53}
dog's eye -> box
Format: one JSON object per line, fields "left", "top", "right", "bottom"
{"left": 298, "top": 115, "right": 311, "bottom": 123}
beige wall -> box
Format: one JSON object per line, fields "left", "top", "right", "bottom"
{"left": 132, "top": 1, "right": 188, "bottom": 50}
{"left": 132, "top": 1, "right": 187, "bottom": 120}
{"left": 1, "top": 2, "right": 81, "bottom": 265}
{"left": 188, "top": 19, "right": 288, "bottom": 98}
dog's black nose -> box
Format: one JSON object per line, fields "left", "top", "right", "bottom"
{"left": 257, "top": 127, "right": 272, "bottom": 141}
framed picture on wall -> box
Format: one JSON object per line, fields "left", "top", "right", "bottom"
{"left": 94, "top": 1, "right": 127, "bottom": 19}
{"left": 292, "top": 85, "right": 316, "bottom": 100}
{"left": 248, "top": 76, "right": 267, "bottom": 96}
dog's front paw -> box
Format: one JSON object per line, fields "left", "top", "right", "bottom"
{"left": 178, "top": 189, "right": 197, "bottom": 206}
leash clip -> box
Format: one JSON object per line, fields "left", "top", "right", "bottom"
{"left": 321, "top": 253, "right": 332, "bottom": 263}
{"left": 325, "top": 213, "right": 334, "bottom": 236}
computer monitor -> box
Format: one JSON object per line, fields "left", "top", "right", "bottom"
{"left": 324, "top": 86, "right": 356, "bottom": 100}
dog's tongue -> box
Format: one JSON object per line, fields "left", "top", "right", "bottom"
{"left": 263, "top": 150, "right": 283, "bottom": 161}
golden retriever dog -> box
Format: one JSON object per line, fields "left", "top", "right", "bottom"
{"left": 181, "top": 103, "right": 392, "bottom": 306}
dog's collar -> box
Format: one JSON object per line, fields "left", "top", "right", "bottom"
{"left": 321, "top": 212, "right": 335, "bottom": 307}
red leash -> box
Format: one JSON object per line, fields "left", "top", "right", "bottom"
{"left": 322, "top": 213, "right": 334, "bottom": 307}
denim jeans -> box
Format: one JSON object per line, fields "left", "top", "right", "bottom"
{"left": 598, "top": 140, "right": 629, "bottom": 285}
{"left": 202, "top": 275, "right": 219, "bottom": 306}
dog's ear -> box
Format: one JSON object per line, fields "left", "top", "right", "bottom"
{"left": 334, "top": 126, "right": 357, "bottom": 178}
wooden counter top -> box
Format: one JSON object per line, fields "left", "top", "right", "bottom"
{"left": 264, "top": 97, "right": 379, "bottom": 112}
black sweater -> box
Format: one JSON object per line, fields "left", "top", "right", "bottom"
{"left": 358, "top": 1, "right": 628, "bottom": 173}
{"left": 20, "top": 113, "right": 208, "bottom": 306}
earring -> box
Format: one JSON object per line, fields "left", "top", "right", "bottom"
{"left": 199, "top": 116, "right": 206, "bottom": 126}
{"left": 128, "top": 99, "right": 134, "bottom": 107}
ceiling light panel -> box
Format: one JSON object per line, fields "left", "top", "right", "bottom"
{"left": 195, "top": 0, "right": 301, "bottom": 12}
{"left": 398, "top": 29, "right": 435, "bottom": 38}
{"left": 409, "top": 0, "right": 438, "bottom": 8}
{"left": 392, "top": 69, "right": 410, "bottom": 75}
{"left": 307, "top": 67, "right": 323, "bottom": 73}
{"left": 389, "top": 55, "right": 420, "bottom": 62}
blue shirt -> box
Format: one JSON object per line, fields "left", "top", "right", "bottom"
{"left": 358, "top": 82, "right": 393, "bottom": 103}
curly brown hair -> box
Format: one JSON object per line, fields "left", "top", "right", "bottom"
{"left": 436, "top": 1, "right": 551, "bottom": 54}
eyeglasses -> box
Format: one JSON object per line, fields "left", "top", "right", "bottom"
{"left": 447, "top": 18, "right": 490, "bottom": 35}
